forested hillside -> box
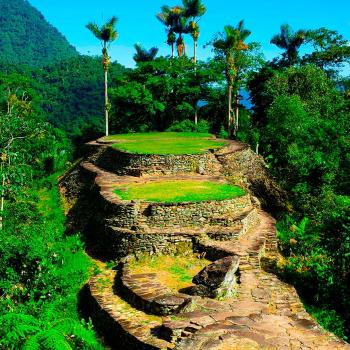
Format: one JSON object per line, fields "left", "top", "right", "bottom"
{"left": 0, "top": 0, "right": 350, "bottom": 348}
{"left": 0, "top": 0, "right": 78, "bottom": 66}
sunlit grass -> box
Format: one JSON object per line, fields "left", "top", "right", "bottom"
{"left": 129, "top": 254, "right": 210, "bottom": 292}
{"left": 114, "top": 179, "right": 245, "bottom": 203}
{"left": 103, "top": 132, "right": 227, "bottom": 154}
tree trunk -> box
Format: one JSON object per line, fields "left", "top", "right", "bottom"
{"left": 194, "top": 38, "right": 198, "bottom": 124}
{"left": 177, "top": 43, "right": 182, "bottom": 57}
{"left": 228, "top": 85, "right": 233, "bottom": 139}
{"left": 234, "top": 94, "right": 239, "bottom": 136}
{"left": 104, "top": 68, "right": 109, "bottom": 136}
{"left": 171, "top": 43, "right": 174, "bottom": 58}
{"left": 0, "top": 171, "right": 4, "bottom": 231}
{"left": 194, "top": 39, "right": 197, "bottom": 64}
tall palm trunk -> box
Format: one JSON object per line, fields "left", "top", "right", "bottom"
{"left": 228, "top": 84, "right": 233, "bottom": 138}
{"left": 234, "top": 93, "right": 239, "bottom": 136}
{"left": 104, "top": 68, "right": 109, "bottom": 136}
{"left": 193, "top": 38, "right": 198, "bottom": 125}
{"left": 0, "top": 168, "right": 4, "bottom": 231}
{"left": 194, "top": 39, "right": 197, "bottom": 64}
{"left": 102, "top": 45, "right": 110, "bottom": 136}
{"left": 171, "top": 43, "right": 174, "bottom": 58}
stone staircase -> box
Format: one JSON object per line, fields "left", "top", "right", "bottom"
{"left": 61, "top": 138, "right": 350, "bottom": 350}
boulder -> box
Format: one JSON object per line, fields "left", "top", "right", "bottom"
{"left": 192, "top": 255, "right": 240, "bottom": 299}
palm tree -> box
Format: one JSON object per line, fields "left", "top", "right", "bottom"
{"left": 157, "top": 5, "right": 189, "bottom": 57}
{"left": 133, "top": 44, "right": 159, "bottom": 63}
{"left": 86, "top": 16, "right": 118, "bottom": 136}
{"left": 213, "top": 20, "right": 251, "bottom": 138}
{"left": 157, "top": 6, "right": 180, "bottom": 57}
{"left": 271, "top": 24, "right": 306, "bottom": 66}
{"left": 182, "top": 0, "right": 206, "bottom": 64}
{"left": 174, "top": 15, "right": 190, "bottom": 57}
{"left": 167, "top": 30, "right": 177, "bottom": 58}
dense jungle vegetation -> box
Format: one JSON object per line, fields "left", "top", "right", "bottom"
{"left": 0, "top": 0, "right": 78, "bottom": 66}
{"left": 0, "top": 0, "right": 350, "bottom": 348}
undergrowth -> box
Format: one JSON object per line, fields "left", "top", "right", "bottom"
{"left": 0, "top": 175, "right": 103, "bottom": 349}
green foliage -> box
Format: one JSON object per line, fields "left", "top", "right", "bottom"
{"left": 0, "top": 86, "right": 71, "bottom": 202}
{"left": 302, "top": 28, "right": 350, "bottom": 77}
{"left": 109, "top": 52, "right": 253, "bottom": 137}
{"left": 248, "top": 63, "right": 350, "bottom": 338}
{"left": 270, "top": 24, "right": 307, "bottom": 66}
{"left": 114, "top": 179, "right": 245, "bottom": 203}
{"left": 167, "top": 119, "right": 210, "bottom": 133}
{"left": 109, "top": 57, "right": 224, "bottom": 133}
{"left": 0, "top": 0, "right": 78, "bottom": 67}
{"left": 0, "top": 56, "right": 126, "bottom": 144}
{"left": 133, "top": 44, "right": 159, "bottom": 63}
{"left": 0, "top": 83, "right": 101, "bottom": 348}
{"left": 306, "top": 306, "right": 347, "bottom": 340}
{"left": 254, "top": 65, "right": 349, "bottom": 204}
{"left": 0, "top": 181, "right": 102, "bottom": 349}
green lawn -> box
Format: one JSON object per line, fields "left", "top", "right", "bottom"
{"left": 103, "top": 132, "right": 227, "bottom": 155}
{"left": 114, "top": 179, "right": 245, "bottom": 203}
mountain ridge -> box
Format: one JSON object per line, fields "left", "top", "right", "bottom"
{"left": 0, "top": 0, "right": 78, "bottom": 66}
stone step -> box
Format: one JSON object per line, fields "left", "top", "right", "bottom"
{"left": 195, "top": 210, "right": 273, "bottom": 263}
{"left": 118, "top": 260, "right": 192, "bottom": 316}
{"left": 87, "top": 269, "right": 175, "bottom": 350}
{"left": 206, "top": 208, "right": 260, "bottom": 241}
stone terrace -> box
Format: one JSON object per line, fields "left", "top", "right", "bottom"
{"left": 63, "top": 137, "right": 350, "bottom": 350}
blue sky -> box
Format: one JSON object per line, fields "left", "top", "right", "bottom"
{"left": 29, "top": 0, "right": 350, "bottom": 72}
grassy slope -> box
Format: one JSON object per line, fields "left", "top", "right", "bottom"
{"left": 104, "top": 132, "right": 227, "bottom": 155}
{"left": 114, "top": 180, "right": 245, "bottom": 203}
{"left": 129, "top": 255, "right": 210, "bottom": 292}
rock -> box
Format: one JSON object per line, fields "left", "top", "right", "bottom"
{"left": 192, "top": 256, "right": 240, "bottom": 299}
{"left": 181, "top": 284, "right": 212, "bottom": 297}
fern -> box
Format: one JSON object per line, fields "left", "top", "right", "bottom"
{"left": 22, "top": 334, "right": 41, "bottom": 350}
{"left": 55, "top": 319, "right": 104, "bottom": 349}
{"left": 0, "top": 313, "right": 40, "bottom": 349}
{"left": 41, "top": 329, "right": 73, "bottom": 350}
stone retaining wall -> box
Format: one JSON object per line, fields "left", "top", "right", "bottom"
{"left": 100, "top": 194, "right": 252, "bottom": 230}
{"left": 86, "top": 143, "right": 222, "bottom": 176}
{"left": 89, "top": 226, "right": 196, "bottom": 260}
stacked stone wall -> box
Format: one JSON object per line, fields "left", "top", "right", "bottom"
{"left": 86, "top": 143, "right": 222, "bottom": 176}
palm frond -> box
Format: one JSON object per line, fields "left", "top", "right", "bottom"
{"left": 85, "top": 23, "right": 102, "bottom": 40}
{"left": 213, "top": 39, "right": 227, "bottom": 50}
{"left": 133, "top": 44, "right": 159, "bottom": 62}
{"left": 105, "top": 16, "right": 118, "bottom": 28}
{"left": 86, "top": 17, "right": 118, "bottom": 45}
{"left": 182, "top": 0, "right": 206, "bottom": 18}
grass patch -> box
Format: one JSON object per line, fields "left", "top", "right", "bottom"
{"left": 103, "top": 132, "right": 227, "bottom": 155}
{"left": 114, "top": 179, "right": 245, "bottom": 203}
{"left": 129, "top": 254, "right": 210, "bottom": 292}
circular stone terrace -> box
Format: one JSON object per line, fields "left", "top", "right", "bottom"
{"left": 86, "top": 168, "right": 252, "bottom": 230}
{"left": 87, "top": 132, "right": 247, "bottom": 177}
{"left": 100, "top": 132, "right": 229, "bottom": 155}
{"left": 113, "top": 178, "right": 245, "bottom": 203}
